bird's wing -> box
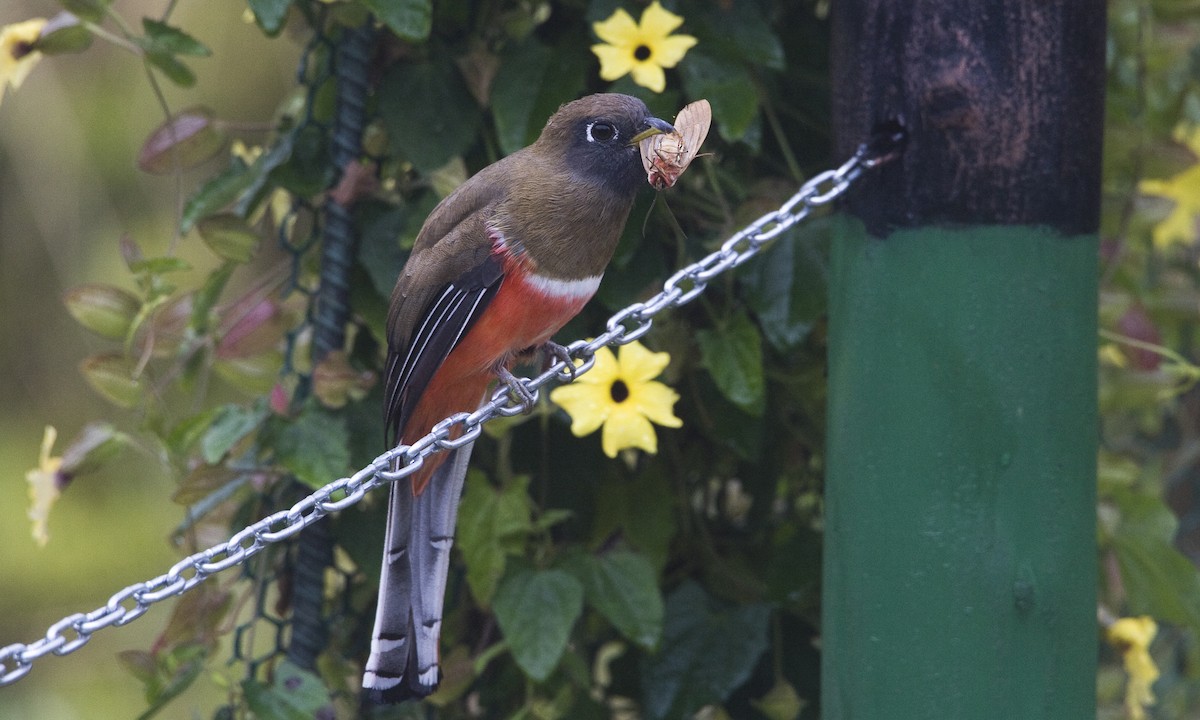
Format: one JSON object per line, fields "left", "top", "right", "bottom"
{"left": 383, "top": 170, "right": 511, "bottom": 447}
{"left": 384, "top": 254, "right": 503, "bottom": 446}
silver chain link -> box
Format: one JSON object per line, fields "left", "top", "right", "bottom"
{"left": 0, "top": 141, "right": 888, "bottom": 687}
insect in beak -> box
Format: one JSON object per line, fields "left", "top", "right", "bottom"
{"left": 639, "top": 99, "right": 712, "bottom": 190}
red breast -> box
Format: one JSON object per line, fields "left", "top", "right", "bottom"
{"left": 400, "top": 233, "right": 601, "bottom": 493}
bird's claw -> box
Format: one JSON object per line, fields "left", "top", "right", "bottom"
{"left": 542, "top": 341, "right": 576, "bottom": 380}
{"left": 495, "top": 364, "right": 538, "bottom": 413}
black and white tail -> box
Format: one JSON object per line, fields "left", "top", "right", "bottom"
{"left": 362, "top": 442, "right": 474, "bottom": 703}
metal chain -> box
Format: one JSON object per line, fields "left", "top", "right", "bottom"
{"left": 0, "top": 131, "right": 903, "bottom": 687}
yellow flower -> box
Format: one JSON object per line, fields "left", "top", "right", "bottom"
{"left": 26, "top": 426, "right": 64, "bottom": 548}
{"left": 1107, "top": 616, "right": 1160, "bottom": 720}
{"left": 550, "top": 341, "right": 682, "bottom": 458}
{"left": 591, "top": 2, "right": 697, "bottom": 93}
{"left": 0, "top": 18, "right": 47, "bottom": 107}
{"left": 1140, "top": 125, "right": 1200, "bottom": 249}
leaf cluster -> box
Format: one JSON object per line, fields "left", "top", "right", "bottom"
{"left": 1100, "top": 0, "right": 1200, "bottom": 715}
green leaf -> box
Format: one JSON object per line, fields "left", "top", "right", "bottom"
{"left": 493, "top": 567, "right": 584, "bottom": 681}
{"left": 191, "top": 262, "right": 234, "bottom": 337}
{"left": 361, "top": 0, "right": 432, "bottom": 42}
{"left": 456, "top": 473, "right": 535, "bottom": 605}
{"left": 59, "top": 0, "right": 111, "bottom": 23}
{"left": 695, "top": 4, "right": 785, "bottom": 70}
{"left": 765, "top": 525, "right": 821, "bottom": 612}
{"left": 740, "top": 224, "right": 829, "bottom": 352}
{"left": 128, "top": 256, "right": 192, "bottom": 276}
{"left": 489, "top": 36, "right": 589, "bottom": 154}
{"left": 143, "top": 50, "right": 197, "bottom": 88}
{"left": 358, "top": 205, "right": 408, "bottom": 298}
{"left": 1111, "top": 488, "right": 1200, "bottom": 633}
{"left": 491, "top": 39, "right": 553, "bottom": 155}
{"left": 267, "top": 124, "right": 329, "bottom": 197}
{"left": 242, "top": 661, "right": 330, "bottom": 720}
{"left": 569, "top": 551, "right": 663, "bottom": 649}
{"left": 533, "top": 508, "right": 574, "bottom": 533}
{"left": 182, "top": 161, "right": 255, "bottom": 233}
{"left": 269, "top": 406, "right": 351, "bottom": 489}
{"left": 141, "top": 19, "right": 212, "bottom": 57}
{"left": 246, "top": 0, "right": 293, "bottom": 35}
{"left": 379, "top": 59, "right": 482, "bottom": 174}
{"left": 697, "top": 311, "right": 765, "bottom": 416}
{"left": 197, "top": 214, "right": 260, "bottom": 263}
{"left": 640, "top": 581, "right": 771, "bottom": 720}
{"left": 133, "top": 643, "right": 207, "bottom": 720}
{"left": 591, "top": 469, "right": 676, "bottom": 572}
{"left": 680, "top": 53, "right": 759, "bottom": 142}
{"left": 201, "top": 403, "right": 268, "bottom": 464}
{"left": 694, "top": 372, "right": 765, "bottom": 461}
{"left": 166, "top": 407, "right": 224, "bottom": 457}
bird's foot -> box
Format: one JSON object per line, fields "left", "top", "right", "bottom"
{"left": 494, "top": 363, "right": 538, "bottom": 413}
{"left": 541, "top": 341, "right": 576, "bottom": 380}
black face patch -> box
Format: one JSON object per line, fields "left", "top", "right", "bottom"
{"left": 567, "top": 109, "right": 649, "bottom": 195}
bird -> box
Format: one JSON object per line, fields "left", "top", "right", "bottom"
{"left": 363, "top": 93, "right": 674, "bottom": 703}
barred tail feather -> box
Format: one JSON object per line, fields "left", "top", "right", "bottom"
{"left": 362, "top": 442, "right": 474, "bottom": 703}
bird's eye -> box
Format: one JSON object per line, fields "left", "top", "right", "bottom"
{"left": 586, "top": 121, "right": 618, "bottom": 143}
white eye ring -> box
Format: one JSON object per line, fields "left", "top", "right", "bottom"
{"left": 586, "top": 121, "right": 618, "bottom": 143}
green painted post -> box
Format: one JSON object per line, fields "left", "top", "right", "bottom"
{"left": 823, "top": 2, "right": 1105, "bottom": 718}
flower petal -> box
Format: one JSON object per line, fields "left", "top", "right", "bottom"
{"left": 592, "top": 43, "right": 635, "bottom": 83}
{"left": 652, "top": 34, "right": 697, "bottom": 69}
{"left": 0, "top": 18, "right": 47, "bottom": 93}
{"left": 617, "top": 341, "right": 672, "bottom": 383}
{"left": 629, "top": 62, "right": 667, "bottom": 93}
{"left": 601, "top": 407, "right": 659, "bottom": 457}
{"left": 6, "top": 50, "right": 41, "bottom": 90}
{"left": 580, "top": 345, "right": 620, "bottom": 385}
{"left": 640, "top": 1, "right": 685, "bottom": 37}
{"left": 631, "top": 380, "right": 683, "bottom": 428}
{"left": 27, "top": 426, "right": 62, "bottom": 548}
{"left": 592, "top": 7, "right": 639, "bottom": 46}
{"left": 550, "top": 383, "right": 611, "bottom": 437}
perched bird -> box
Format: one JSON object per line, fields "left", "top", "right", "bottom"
{"left": 363, "top": 93, "right": 674, "bottom": 702}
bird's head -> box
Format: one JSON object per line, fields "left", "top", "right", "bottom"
{"left": 535, "top": 93, "right": 675, "bottom": 196}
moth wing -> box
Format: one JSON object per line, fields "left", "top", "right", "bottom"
{"left": 672, "top": 99, "right": 712, "bottom": 170}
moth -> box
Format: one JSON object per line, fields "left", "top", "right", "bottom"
{"left": 639, "top": 99, "right": 712, "bottom": 190}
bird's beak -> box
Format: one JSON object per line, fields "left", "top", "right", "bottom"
{"left": 629, "top": 117, "right": 676, "bottom": 145}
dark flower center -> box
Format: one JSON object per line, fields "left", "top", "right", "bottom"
{"left": 633, "top": 44, "right": 652, "bottom": 61}
{"left": 610, "top": 379, "right": 630, "bottom": 403}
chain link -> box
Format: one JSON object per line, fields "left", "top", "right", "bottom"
{"left": 0, "top": 136, "right": 898, "bottom": 687}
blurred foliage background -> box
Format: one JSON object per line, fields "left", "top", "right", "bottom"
{"left": 3, "top": 0, "right": 1200, "bottom": 718}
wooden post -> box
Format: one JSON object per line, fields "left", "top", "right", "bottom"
{"left": 823, "top": 2, "right": 1105, "bottom": 717}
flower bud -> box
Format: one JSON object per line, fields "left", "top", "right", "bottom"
{"left": 64, "top": 283, "right": 140, "bottom": 339}
{"left": 59, "top": 422, "right": 128, "bottom": 477}
{"left": 79, "top": 353, "right": 144, "bottom": 408}
{"left": 138, "top": 107, "right": 227, "bottom": 174}
{"left": 214, "top": 350, "right": 283, "bottom": 394}
{"left": 196, "top": 213, "right": 260, "bottom": 263}
{"left": 35, "top": 12, "right": 93, "bottom": 55}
